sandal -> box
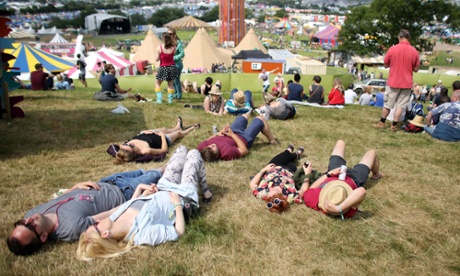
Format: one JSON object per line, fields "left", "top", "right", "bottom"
{"left": 177, "top": 116, "right": 184, "bottom": 130}
{"left": 184, "top": 123, "right": 201, "bottom": 131}
{"left": 286, "top": 144, "right": 294, "bottom": 152}
{"left": 202, "top": 188, "right": 213, "bottom": 203}
{"left": 269, "top": 139, "right": 280, "bottom": 145}
{"left": 296, "top": 147, "right": 305, "bottom": 159}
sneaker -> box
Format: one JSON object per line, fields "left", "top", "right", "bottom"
{"left": 390, "top": 125, "right": 397, "bottom": 132}
{"left": 184, "top": 104, "right": 191, "bottom": 108}
{"left": 296, "top": 147, "right": 305, "bottom": 159}
{"left": 286, "top": 144, "right": 294, "bottom": 152}
{"left": 374, "top": 122, "right": 385, "bottom": 129}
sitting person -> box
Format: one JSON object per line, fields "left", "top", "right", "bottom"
{"left": 250, "top": 145, "right": 305, "bottom": 213}
{"left": 286, "top": 73, "right": 305, "bottom": 102}
{"left": 282, "top": 79, "right": 293, "bottom": 99}
{"left": 98, "top": 63, "right": 135, "bottom": 100}
{"left": 76, "top": 146, "right": 212, "bottom": 261}
{"left": 204, "top": 85, "right": 225, "bottom": 116}
{"left": 258, "top": 91, "right": 296, "bottom": 120}
{"left": 54, "top": 74, "right": 74, "bottom": 90}
{"left": 114, "top": 117, "right": 200, "bottom": 164}
{"left": 299, "top": 140, "right": 382, "bottom": 219}
{"left": 327, "top": 78, "right": 345, "bottom": 105}
{"left": 6, "top": 180, "right": 128, "bottom": 256}
{"left": 428, "top": 87, "right": 451, "bottom": 111}
{"left": 344, "top": 83, "right": 358, "bottom": 104}
{"left": 198, "top": 77, "right": 220, "bottom": 96}
{"left": 370, "top": 88, "right": 385, "bottom": 107}
{"left": 424, "top": 90, "right": 460, "bottom": 142}
{"left": 183, "top": 79, "right": 198, "bottom": 93}
{"left": 359, "top": 87, "right": 373, "bottom": 105}
{"left": 198, "top": 112, "right": 278, "bottom": 161}
{"left": 307, "top": 75, "right": 324, "bottom": 104}
{"left": 224, "top": 89, "right": 253, "bottom": 115}
{"left": 30, "top": 63, "right": 54, "bottom": 91}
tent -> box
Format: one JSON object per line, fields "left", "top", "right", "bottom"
{"left": 275, "top": 18, "right": 296, "bottom": 30}
{"left": 85, "top": 14, "right": 130, "bottom": 34}
{"left": 65, "top": 48, "right": 138, "bottom": 79}
{"left": 5, "top": 42, "right": 75, "bottom": 73}
{"left": 133, "top": 27, "right": 162, "bottom": 65}
{"left": 164, "top": 16, "right": 209, "bottom": 29}
{"left": 8, "top": 29, "right": 36, "bottom": 40}
{"left": 49, "top": 33, "right": 68, "bottom": 43}
{"left": 183, "top": 28, "right": 232, "bottom": 72}
{"left": 233, "top": 28, "right": 268, "bottom": 54}
{"left": 232, "top": 50, "right": 271, "bottom": 60}
{"left": 313, "top": 25, "right": 340, "bottom": 46}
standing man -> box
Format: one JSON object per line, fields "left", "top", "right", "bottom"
{"left": 76, "top": 53, "right": 88, "bottom": 88}
{"left": 374, "top": 29, "right": 420, "bottom": 131}
{"left": 169, "top": 28, "right": 185, "bottom": 100}
{"left": 258, "top": 68, "right": 278, "bottom": 93}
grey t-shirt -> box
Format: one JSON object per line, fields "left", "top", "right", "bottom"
{"left": 267, "top": 98, "right": 292, "bottom": 120}
{"left": 25, "top": 183, "right": 125, "bottom": 242}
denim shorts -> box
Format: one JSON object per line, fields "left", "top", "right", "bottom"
{"left": 328, "top": 155, "right": 370, "bottom": 187}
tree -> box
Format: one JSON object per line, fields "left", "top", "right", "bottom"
{"left": 245, "top": 8, "right": 254, "bottom": 19}
{"left": 338, "top": 0, "right": 460, "bottom": 55}
{"left": 130, "top": 13, "right": 147, "bottom": 27}
{"left": 200, "top": 6, "right": 218, "bottom": 22}
{"left": 257, "top": 14, "right": 266, "bottom": 24}
{"left": 274, "top": 9, "right": 287, "bottom": 19}
{"left": 148, "top": 7, "right": 185, "bottom": 27}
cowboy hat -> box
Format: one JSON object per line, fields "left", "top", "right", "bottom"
{"left": 318, "top": 180, "right": 353, "bottom": 211}
{"left": 408, "top": 115, "right": 425, "bottom": 127}
{"left": 209, "top": 85, "right": 222, "bottom": 95}
{"left": 233, "top": 90, "right": 246, "bottom": 107}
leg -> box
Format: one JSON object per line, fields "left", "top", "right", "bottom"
{"left": 358, "top": 149, "right": 381, "bottom": 179}
{"left": 166, "top": 126, "right": 196, "bottom": 144}
{"left": 161, "top": 145, "right": 188, "bottom": 184}
{"left": 259, "top": 117, "right": 277, "bottom": 143}
{"left": 268, "top": 150, "right": 297, "bottom": 167}
{"left": 330, "top": 140, "right": 345, "bottom": 159}
{"left": 99, "top": 169, "right": 163, "bottom": 199}
{"left": 180, "top": 149, "right": 212, "bottom": 200}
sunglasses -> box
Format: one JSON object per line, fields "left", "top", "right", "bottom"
{"left": 266, "top": 198, "right": 284, "bottom": 209}
{"left": 122, "top": 142, "right": 134, "bottom": 149}
{"left": 14, "top": 219, "right": 40, "bottom": 238}
{"left": 93, "top": 221, "right": 101, "bottom": 236}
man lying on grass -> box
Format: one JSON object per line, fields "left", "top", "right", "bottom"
{"left": 197, "top": 112, "right": 279, "bottom": 161}
{"left": 6, "top": 167, "right": 166, "bottom": 256}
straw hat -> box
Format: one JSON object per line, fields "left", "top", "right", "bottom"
{"left": 318, "top": 180, "right": 353, "bottom": 211}
{"left": 233, "top": 90, "right": 246, "bottom": 107}
{"left": 408, "top": 115, "right": 425, "bottom": 127}
{"left": 209, "top": 85, "right": 222, "bottom": 95}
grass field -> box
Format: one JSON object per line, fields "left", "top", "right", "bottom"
{"left": 1, "top": 76, "right": 459, "bottom": 275}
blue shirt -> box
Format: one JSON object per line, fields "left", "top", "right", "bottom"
{"left": 431, "top": 101, "right": 460, "bottom": 142}
{"left": 225, "top": 100, "right": 252, "bottom": 115}
{"left": 287, "top": 83, "right": 304, "bottom": 101}
{"left": 100, "top": 74, "right": 118, "bottom": 92}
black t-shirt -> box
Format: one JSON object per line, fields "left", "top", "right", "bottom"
{"left": 100, "top": 74, "right": 118, "bottom": 92}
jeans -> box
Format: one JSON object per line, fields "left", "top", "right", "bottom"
{"left": 424, "top": 125, "right": 436, "bottom": 135}
{"left": 230, "top": 88, "right": 253, "bottom": 107}
{"left": 99, "top": 169, "right": 163, "bottom": 200}
{"left": 173, "top": 62, "right": 183, "bottom": 99}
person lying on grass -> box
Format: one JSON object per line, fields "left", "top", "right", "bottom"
{"left": 114, "top": 117, "right": 200, "bottom": 164}
{"left": 298, "top": 140, "right": 383, "bottom": 219}
{"left": 250, "top": 145, "right": 305, "bottom": 213}
{"left": 198, "top": 112, "right": 279, "bottom": 161}
{"left": 76, "top": 146, "right": 212, "bottom": 261}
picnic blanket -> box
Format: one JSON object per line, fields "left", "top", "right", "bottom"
{"left": 286, "top": 101, "right": 345, "bottom": 109}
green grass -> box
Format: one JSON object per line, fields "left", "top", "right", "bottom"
{"left": 1, "top": 77, "right": 459, "bottom": 275}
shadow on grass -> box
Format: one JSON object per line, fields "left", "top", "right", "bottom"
{"left": 0, "top": 106, "right": 147, "bottom": 160}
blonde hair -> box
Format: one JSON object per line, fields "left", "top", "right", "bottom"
{"left": 114, "top": 148, "right": 137, "bottom": 165}
{"left": 334, "top": 78, "right": 344, "bottom": 94}
{"left": 76, "top": 232, "right": 133, "bottom": 261}
{"left": 57, "top": 74, "right": 63, "bottom": 81}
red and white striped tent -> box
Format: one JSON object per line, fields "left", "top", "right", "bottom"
{"left": 66, "top": 48, "right": 137, "bottom": 79}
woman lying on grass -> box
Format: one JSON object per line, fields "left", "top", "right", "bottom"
{"left": 298, "top": 140, "right": 383, "bottom": 219}
{"left": 249, "top": 144, "right": 305, "bottom": 213}
{"left": 77, "top": 146, "right": 212, "bottom": 261}
{"left": 114, "top": 117, "right": 200, "bottom": 164}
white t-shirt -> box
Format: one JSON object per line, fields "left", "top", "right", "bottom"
{"left": 259, "top": 72, "right": 270, "bottom": 86}
{"left": 344, "top": 89, "right": 358, "bottom": 104}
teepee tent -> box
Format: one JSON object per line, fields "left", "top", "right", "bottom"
{"left": 5, "top": 42, "right": 75, "bottom": 73}
{"left": 133, "top": 26, "right": 162, "bottom": 65}
{"left": 49, "top": 33, "right": 68, "bottom": 43}
{"left": 183, "top": 28, "right": 232, "bottom": 72}
{"left": 164, "top": 15, "right": 210, "bottom": 29}
{"left": 233, "top": 28, "right": 268, "bottom": 54}
{"left": 275, "top": 18, "right": 295, "bottom": 30}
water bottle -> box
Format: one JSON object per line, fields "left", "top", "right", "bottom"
{"left": 338, "top": 165, "right": 347, "bottom": 180}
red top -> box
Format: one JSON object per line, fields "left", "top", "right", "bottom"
{"left": 328, "top": 87, "right": 345, "bottom": 105}
{"left": 30, "top": 70, "right": 47, "bottom": 90}
{"left": 384, "top": 41, "right": 420, "bottom": 89}
{"left": 303, "top": 176, "right": 358, "bottom": 218}
{"left": 159, "top": 45, "right": 176, "bottom": 67}
{"left": 197, "top": 135, "right": 247, "bottom": 161}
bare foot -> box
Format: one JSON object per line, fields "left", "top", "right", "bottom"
{"left": 370, "top": 172, "right": 384, "bottom": 180}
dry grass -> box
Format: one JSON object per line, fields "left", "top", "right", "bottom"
{"left": 1, "top": 80, "right": 459, "bottom": 276}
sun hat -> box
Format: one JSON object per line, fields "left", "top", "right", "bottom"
{"left": 408, "top": 115, "right": 425, "bottom": 127}
{"left": 209, "top": 85, "right": 222, "bottom": 95}
{"left": 318, "top": 180, "right": 353, "bottom": 211}
{"left": 233, "top": 90, "right": 246, "bottom": 107}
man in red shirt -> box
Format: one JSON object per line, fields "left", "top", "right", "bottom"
{"left": 30, "top": 63, "right": 54, "bottom": 91}
{"left": 375, "top": 29, "right": 420, "bottom": 131}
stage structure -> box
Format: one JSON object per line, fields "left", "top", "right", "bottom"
{"left": 219, "top": 0, "right": 246, "bottom": 46}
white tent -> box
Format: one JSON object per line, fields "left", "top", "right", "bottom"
{"left": 49, "top": 33, "right": 68, "bottom": 43}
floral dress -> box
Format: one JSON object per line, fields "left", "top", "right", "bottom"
{"left": 252, "top": 166, "right": 302, "bottom": 204}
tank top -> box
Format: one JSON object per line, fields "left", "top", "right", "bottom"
{"left": 159, "top": 45, "right": 176, "bottom": 67}
{"left": 308, "top": 84, "right": 324, "bottom": 104}
{"left": 131, "top": 133, "right": 162, "bottom": 149}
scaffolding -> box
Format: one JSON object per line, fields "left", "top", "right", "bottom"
{"left": 219, "top": 0, "right": 246, "bottom": 45}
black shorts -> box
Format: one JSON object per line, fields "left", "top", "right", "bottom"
{"left": 327, "top": 155, "right": 370, "bottom": 187}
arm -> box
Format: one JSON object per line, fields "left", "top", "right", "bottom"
{"left": 203, "top": 96, "right": 211, "bottom": 113}
{"left": 146, "top": 132, "right": 168, "bottom": 155}
{"left": 155, "top": 46, "right": 161, "bottom": 62}
{"left": 173, "top": 41, "right": 185, "bottom": 62}
{"left": 114, "top": 83, "right": 132, "bottom": 94}
{"left": 224, "top": 125, "right": 248, "bottom": 157}
{"left": 64, "top": 181, "right": 100, "bottom": 195}
{"left": 91, "top": 205, "right": 120, "bottom": 221}
{"left": 170, "top": 192, "right": 185, "bottom": 236}
{"left": 298, "top": 162, "right": 313, "bottom": 198}
{"left": 249, "top": 164, "right": 275, "bottom": 190}
{"left": 132, "top": 184, "right": 158, "bottom": 199}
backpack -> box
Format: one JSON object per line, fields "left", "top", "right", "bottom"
{"left": 406, "top": 103, "right": 424, "bottom": 121}
{"left": 403, "top": 123, "right": 424, "bottom": 133}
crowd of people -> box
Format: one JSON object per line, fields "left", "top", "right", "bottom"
{"left": 7, "top": 28, "right": 459, "bottom": 261}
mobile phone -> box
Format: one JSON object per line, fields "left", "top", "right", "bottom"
{"left": 304, "top": 161, "right": 309, "bottom": 167}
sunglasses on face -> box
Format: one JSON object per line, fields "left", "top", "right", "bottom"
{"left": 266, "top": 198, "right": 284, "bottom": 209}
{"left": 93, "top": 221, "right": 101, "bottom": 236}
{"left": 14, "top": 219, "right": 40, "bottom": 238}
{"left": 122, "top": 143, "right": 134, "bottom": 149}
